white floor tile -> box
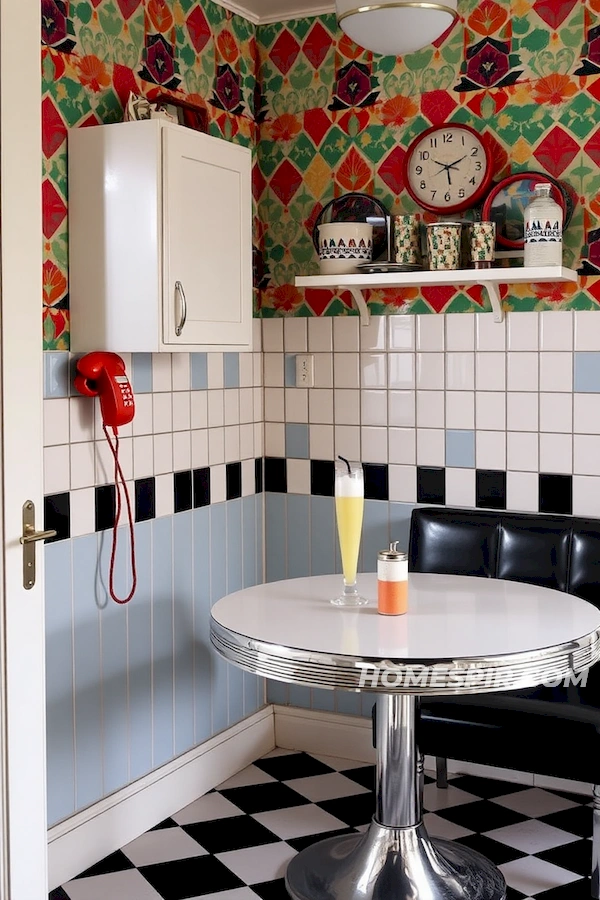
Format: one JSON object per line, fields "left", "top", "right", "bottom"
{"left": 261, "top": 748, "right": 297, "bottom": 758}
{"left": 217, "top": 841, "right": 296, "bottom": 883}
{"left": 121, "top": 827, "right": 207, "bottom": 866}
{"left": 311, "top": 753, "right": 371, "bottom": 771}
{"left": 285, "top": 773, "right": 370, "bottom": 802}
{"left": 172, "top": 792, "right": 243, "bottom": 826}
{"left": 217, "top": 764, "right": 277, "bottom": 790}
{"left": 423, "top": 812, "right": 474, "bottom": 840}
{"left": 492, "top": 787, "right": 578, "bottom": 818}
{"left": 253, "top": 804, "right": 347, "bottom": 839}
{"left": 499, "top": 855, "right": 580, "bottom": 895}
{"left": 423, "top": 784, "right": 479, "bottom": 812}
{"left": 62, "top": 869, "right": 163, "bottom": 900}
{"left": 484, "top": 819, "right": 579, "bottom": 854}
{"left": 199, "top": 889, "right": 260, "bottom": 900}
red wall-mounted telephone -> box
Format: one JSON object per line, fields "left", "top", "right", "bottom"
{"left": 74, "top": 351, "right": 135, "bottom": 428}
{"left": 75, "top": 352, "right": 137, "bottom": 605}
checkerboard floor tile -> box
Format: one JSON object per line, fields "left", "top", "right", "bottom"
{"left": 49, "top": 752, "right": 594, "bottom": 900}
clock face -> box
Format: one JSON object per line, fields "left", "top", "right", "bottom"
{"left": 404, "top": 125, "right": 493, "bottom": 214}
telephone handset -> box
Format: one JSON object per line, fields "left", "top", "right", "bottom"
{"left": 74, "top": 351, "right": 135, "bottom": 428}
{"left": 75, "top": 352, "right": 137, "bottom": 605}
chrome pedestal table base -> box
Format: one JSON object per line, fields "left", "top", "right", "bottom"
{"left": 285, "top": 695, "right": 506, "bottom": 900}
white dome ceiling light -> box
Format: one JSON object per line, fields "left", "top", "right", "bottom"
{"left": 335, "top": 1, "right": 459, "bottom": 57}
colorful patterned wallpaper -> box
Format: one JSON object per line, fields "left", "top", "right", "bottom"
{"left": 42, "top": 0, "right": 257, "bottom": 349}
{"left": 255, "top": 0, "right": 600, "bottom": 318}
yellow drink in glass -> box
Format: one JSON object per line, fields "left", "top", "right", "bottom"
{"left": 332, "top": 458, "right": 367, "bottom": 606}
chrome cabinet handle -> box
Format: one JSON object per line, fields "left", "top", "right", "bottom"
{"left": 175, "top": 280, "right": 187, "bottom": 337}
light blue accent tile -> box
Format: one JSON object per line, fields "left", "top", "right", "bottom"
{"left": 267, "top": 680, "right": 289, "bottom": 705}
{"left": 256, "top": 492, "right": 264, "bottom": 584}
{"left": 223, "top": 352, "right": 240, "bottom": 388}
{"left": 360, "top": 691, "right": 378, "bottom": 718}
{"left": 72, "top": 533, "right": 103, "bottom": 810}
{"left": 311, "top": 688, "right": 334, "bottom": 712}
{"left": 128, "top": 520, "right": 153, "bottom": 782}
{"left": 389, "top": 503, "right": 417, "bottom": 554}
{"left": 285, "top": 354, "right": 296, "bottom": 387}
{"left": 174, "top": 511, "right": 194, "bottom": 755}
{"left": 310, "top": 496, "right": 335, "bottom": 576}
{"left": 44, "top": 351, "right": 70, "bottom": 398}
{"left": 191, "top": 353, "right": 208, "bottom": 390}
{"left": 266, "top": 494, "right": 287, "bottom": 583}
{"left": 360, "top": 500, "right": 389, "bottom": 576}
{"left": 289, "top": 685, "right": 311, "bottom": 707}
{"left": 335, "top": 690, "right": 361, "bottom": 716}
{"left": 210, "top": 504, "right": 228, "bottom": 735}
{"left": 287, "top": 494, "right": 310, "bottom": 579}
{"left": 244, "top": 672, "right": 261, "bottom": 716}
{"left": 242, "top": 495, "right": 257, "bottom": 588}
{"left": 286, "top": 423, "right": 309, "bottom": 459}
{"left": 445, "top": 430, "right": 475, "bottom": 468}
{"left": 131, "top": 353, "right": 153, "bottom": 394}
{"left": 152, "top": 517, "right": 174, "bottom": 767}
{"left": 45, "top": 540, "right": 75, "bottom": 825}
{"left": 193, "top": 506, "right": 212, "bottom": 745}
{"left": 574, "top": 352, "right": 600, "bottom": 392}
{"left": 227, "top": 500, "right": 244, "bottom": 725}
{"left": 98, "top": 531, "right": 129, "bottom": 795}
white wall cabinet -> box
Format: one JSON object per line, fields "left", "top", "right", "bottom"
{"left": 69, "top": 119, "right": 253, "bottom": 353}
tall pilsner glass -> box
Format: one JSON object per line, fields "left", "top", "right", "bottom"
{"left": 332, "top": 458, "right": 367, "bottom": 606}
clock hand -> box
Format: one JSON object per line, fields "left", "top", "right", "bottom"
{"left": 446, "top": 155, "right": 467, "bottom": 170}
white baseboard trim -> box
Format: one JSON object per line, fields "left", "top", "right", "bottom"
{"left": 47, "top": 706, "right": 275, "bottom": 890}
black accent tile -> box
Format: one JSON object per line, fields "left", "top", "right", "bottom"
{"left": 447, "top": 775, "right": 529, "bottom": 799}
{"left": 454, "top": 833, "right": 527, "bottom": 865}
{"left": 433, "top": 799, "right": 527, "bottom": 831}
{"left": 254, "top": 752, "right": 334, "bottom": 781}
{"left": 95, "top": 484, "right": 115, "bottom": 532}
{"left": 538, "top": 804, "right": 592, "bottom": 838}
{"left": 74, "top": 849, "right": 134, "bottom": 879}
{"left": 310, "top": 459, "right": 334, "bottom": 496}
{"left": 536, "top": 839, "right": 591, "bottom": 877}
{"left": 417, "top": 467, "right": 445, "bottom": 505}
{"left": 174, "top": 470, "right": 193, "bottom": 514}
{"left": 265, "top": 457, "right": 287, "bottom": 493}
{"left": 317, "top": 792, "right": 375, "bottom": 827}
{"left": 341, "top": 766, "right": 375, "bottom": 792}
{"left": 226, "top": 461, "right": 242, "bottom": 501}
{"left": 193, "top": 467, "right": 211, "bottom": 508}
{"left": 183, "top": 815, "right": 280, "bottom": 854}
{"left": 138, "top": 855, "right": 244, "bottom": 899}
{"left": 476, "top": 469, "right": 506, "bottom": 510}
{"left": 255, "top": 457, "right": 263, "bottom": 494}
{"left": 363, "top": 463, "right": 389, "bottom": 501}
{"left": 44, "top": 492, "right": 70, "bottom": 542}
{"left": 539, "top": 473, "right": 573, "bottom": 515}
{"left": 219, "top": 782, "right": 309, "bottom": 814}
{"left": 135, "top": 477, "right": 155, "bottom": 522}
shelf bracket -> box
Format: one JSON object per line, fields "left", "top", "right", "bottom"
{"left": 486, "top": 283, "right": 504, "bottom": 323}
{"left": 340, "top": 286, "right": 370, "bottom": 326}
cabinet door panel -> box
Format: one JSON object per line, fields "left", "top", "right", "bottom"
{"left": 162, "top": 127, "right": 252, "bottom": 347}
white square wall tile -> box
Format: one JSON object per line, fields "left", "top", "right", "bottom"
{"left": 506, "top": 393, "right": 538, "bottom": 432}
{"left": 208, "top": 427, "right": 226, "bottom": 466}
{"left": 207, "top": 353, "right": 225, "bottom": 389}
{"left": 69, "top": 396, "right": 94, "bottom": 443}
{"left": 132, "top": 393, "right": 153, "bottom": 436}
{"left": 191, "top": 391, "right": 208, "bottom": 430}
{"left": 361, "top": 353, "right": 387, "bottom": 387}
{"left": 446, "top": 392, "right": 474, "bottom": 430}
{"left": 152, "top": 354, "right": 172, "bottom": 391}
{"left": 69, "top": 487, "right": 95, "bottom": 537}
{"left": 240, "top": 423, "right": 254, "bottom": 459}
{"left": 507, "top": 352, "right": 538, "bottom": 392}
{"left": 224, "top": 425, "right": 240, "bottom": 462}
{"left": 446, "top": 353, "right": 475, "bottom": 390}
{"left": 389, "top": 465, "right": 416, "bottom": 502}
{"left": 389, "top": 391, "right": 416, "bottom": 427}
{"left": 574, "top": 309, "right": 600, "bottom": 350}
{"left": 574, "top": 392, "right": 600, "bottom": 434}
{"left": 333, "top": 316, "right": 360, "bottom": 351}
{"left": 417, "top": 315, "right": 444, "bottom": 351}
{"left": 476, "top": 431, "right": 506, "bottom": 470}
{"left": 262, "top": 318, "right": 284, "bottom": 352}
{"left": 314, "top": 353, "right": 333, "bottom": 388}
{"left": 308, "top": 317, "right": 333, "bottom": 352}
{"left": 417, "top": 353, "right": 444, "bottom": 389}
{"left": 574, "top": 434, "right": 600, "bottom": 475}
{"left": 253, "top": 353, "right": 263, "bottom": 387}
{"left": 286, "top": 388, "right": 309, "bottom": 423}
{"left": 265, "top": 422, "right": 285, "bottom": 457}
{"left": 253, "top": 318, "right": 262, "bottom": 351}
{"left": 44, "top": 444, "right": 70, "bottom": 494}
{"left": 223, "top": 389, "right": 240, "bottom": 427}
{"left": 539, "top": 352, "right": 572, "bottom": 392}
{"left": 254, "top": 422, "right": 264, "bottom": 456}
{"left": 572, "top": 475, "right": 600, "bottom": 516}
{"left": 389, "top": 428, "right": 416, "bottom": 465}
{"left": 264, "top": 388, "right": 284, "bottom": 422}
{"left": 208, "top": 390, "right": 225, "bottom": 427}
{"left": 264, "top": 353, "right": 284, "bottom": 387}
{"left": 334, "top": 389, "right": 360, "bottom": 425}
{"left": 416, "top": 391, "right": 444, "bottom": 428}
{"left": 44, "top": 398, "right": 70, "bottom": 446}
{"left": 191, "top": 429, "right": 208, "bottom": 468}
{"left": 133, "top": 435, "right": 154, "bottom": 478}
{"left": 476, "top": 392, "right": 505, "bottom": 431}
{"left": 155, "top": 473, "right": 174, "bottom": 517}
{"left": 476, "top": 314, "right": 506, "bottom": 351}
{"left": 445, "top": 314, "right": 474, "bottom": 351}
{"left": 242, "top": 457, "right": 255, "bottom": 496}
{"left": 506, "top": 471, "right": 539, "bottom": 513}
{"left": 212, "top": 464, "right": 227, "bottom": 503}
{"left": 284, "top": 317, "right": 308, "bottom": 352}
{"left": 239, "top": 352, "right": 253, "bottom": 388}
{"left": 239, "top": 388, "right": 254, "bottom": 425}
{"left": 416, "top": 429, "right": 445, "bottom": 466}
{"left": 334, "top": 353, "right": 360, "bottom": 389}
{"left": 507, "top": 432, "right": 538, "bottom": 473}
{"left": 540, "top": 310, "right": 573, "bottom": 350}
{"left": 361, "top": 426, "right": 388, "bottom": 462}
{"left": 334, "top": 425, "right": 361, "bottom": 461}
{"left": 153, "top": 433, "right": 173, "bottom": 474}
{"left": 152, "top": 393, "right": 173, "bottom": 433}
{"left": 507, "top": 312, "right": 539, "bottom": 351}
{"left": 388, "top": 353, "right": 415, "bottom": 389}
{"left": 539, "top": 392, "right": 572, "bottom": 433}
{"left": 173, "top": 431, "right": 192, "bottom": 470}
{"left": 445, "top": 468, "right": 476, "bottom": 508}
{"left": 476, "top": 352, "right": 506, "bottom": 391}
{"left": 310, "top": 424, "right": 334, "bottom": 459}
{"left": 171, "top": 353, "right": 190, "bottom": 391}
{"left": 361, "top": 390, "right": 388, "bottom": 426}
{"left": 360, "top": 316, "right": 386, "bottom": 350}
{"left": 309, "top": 389, "right": 334, "bottom": 424}
{"left": 388, "top": 316, "right": 415, "bottom": 351}
{"left": 172, "top": 392, "right": 191, "bottom": 431}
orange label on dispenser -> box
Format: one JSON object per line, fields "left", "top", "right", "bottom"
{"left": 378, "top": 579, "right": 408, "bottom": 616}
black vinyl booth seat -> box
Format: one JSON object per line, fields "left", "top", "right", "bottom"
{"left": 402, "top": 507, "right": 600, "bottom": 898}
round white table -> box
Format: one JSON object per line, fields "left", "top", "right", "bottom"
{"left": 210, "top": 573, "right": 600, "bottom": 900}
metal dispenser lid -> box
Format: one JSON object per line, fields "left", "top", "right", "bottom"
{"left": 378, "top": 541, "right": 408, "bottom": 562}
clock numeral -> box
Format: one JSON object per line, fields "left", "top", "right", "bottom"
{"left": 415, "top": 165, "right": 423, "bottom": 175}
{"left": 475, "top": 161, "right": 482, "bottom": 171}
{"left": 431, "top": 191, "right": 437, "bottom": 200}
{"left": 430, "top": 137, "right": 437, "bottom": 148}
{"left": 419, "top": 150, "right": 430, "bottom": 160}
{"left": 444, "top": 192, "right": 451, "bottom": 202}
{"left": 443, "top": 132, "right": 453, "bottom": 143}
{"left": 469, "top": 176, "right": 476, "bottom": 185}
{"left": 459, "top": 188, "right": 465, "bottom": 199}
{"left": 470, "top": 147, "right": 479, "bottom": 156}
{"left": 461, "top": 135, "right": 465, "bottom": 146}
{"left": 420, "top": 180, "right": 427, "bottom": 190}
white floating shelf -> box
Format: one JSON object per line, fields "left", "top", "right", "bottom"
{"left": 295, "top": 266, "right": 579, "bottom": 325}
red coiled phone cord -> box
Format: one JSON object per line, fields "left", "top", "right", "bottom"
{"left": 103, "top": 423, "right": 137, "bottom": 604}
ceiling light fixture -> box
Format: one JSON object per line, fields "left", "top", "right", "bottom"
{"left": 335, "top": 1, "right": 459, "bottom": 57}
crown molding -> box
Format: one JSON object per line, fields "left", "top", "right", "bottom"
{"left": 210, "top": 0, "right": 335, "bottom": 25}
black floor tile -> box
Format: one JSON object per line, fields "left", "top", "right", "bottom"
{"left": 339, "top": 765, "right": 375, "bottom": 792}
{"left": 48, "top": 890, "right": 70, "bottom": 900}
{"left": 254, "top": 752, "right": 334, "bottom": 781}
{"left": 535, "top": 878, "right": 591, "bottom": 899}
{"left": 286, "top": 827, "right": 357, "bottom": 853}
{"left": 149, "top": 817, "right": 179, "bottom": 831}
{"left": 435, "top": 799, "right": 528, "bottom": 832}
{"left": 219, "top": 782, "right": 310, "bottom": 814}
{"left": 252, "top": 878, "right": 289, "bottom": 900}
{"left": 535, "top": 839, "right": 592, "bottom": 877}
{"left": 454, "top": 832, "right": 528, "bottom": 865}
{"left": 447, "top": 775, "right": 530, "bottom": 799}
{"left": 538, "top": 804, "right": 593, "bottom": 838}
{"left": 182, "top": 814, "right": 280, "bottom": 854}
{"left": 74, "top": 849, "right": 135, "bottom": 879}
{"left": 317, "top": 792, "right": 375, "bottom": 827}
{"left": 139, "top": 855, "right": 244, "bottom": 899}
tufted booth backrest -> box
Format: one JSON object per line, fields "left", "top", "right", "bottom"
{"left": 409, "top": 507, "right": 600, "bottom": 611}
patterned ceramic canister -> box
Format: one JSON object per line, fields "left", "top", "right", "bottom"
{"left": 318, "top": 223, "right": 374, "bottom": 275}
{"left": 469, "top": 222, "right": 496, "bottom": 269}
{"left": 426, "top": 222, "right": 463, "bottom": 270}
{"left": 394, "top": 215, "right": 422, "bottom": 266}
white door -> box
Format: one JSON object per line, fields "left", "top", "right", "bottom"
{"left": 0, "top": 1, "right": 48, "bottom": 897}
{"left": 162, "top": 125, "right": 252, "bottom": 348}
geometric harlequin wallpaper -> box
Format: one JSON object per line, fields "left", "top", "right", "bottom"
{"left": 43, "top": 0, "right": 600, "bottom": 350}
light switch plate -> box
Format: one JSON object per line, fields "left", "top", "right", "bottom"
{"left": 295, "top": 354, "right": 314, "bottom": 387}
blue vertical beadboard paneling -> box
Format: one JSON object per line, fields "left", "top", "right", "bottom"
{"left": 256, "top": 490, "right": 264, "bottom": 582}
{"left": 266, "top": 493, "right": 287, "bottom": 583}
{"left": 72, "top": 533, "right": 103, "bottom": 810}
{"left": 389, "top": 502, "right": 417, "bottom": 553}
{"left": 287, "top": 493, "right": 310, "bottom": 579}
{"left": 173, "top": 510, "right": 195, "bottom": 756}
{"left": 226, "top": 499, "right": 244, "bottom": 726}
{"left": 360, "top": 500, "right": 389, "bottom": 575}
{"left": 310, "top": 495, "right": 335, "bottom": 576}
{"left": 193, "top": 506, "right": 212, "bottom": 745}
{"left": 45, "top": 540, "right": 75, "bottom": 825}
{"left": 335, "top": 690, "right": 362, "bottom": 716}
{"left": 360, "top": 691, "right": 378, "bottom": 719}
{"left": 152, "top": 516, "right": 174, "bottom": 767}
{"left": 210, "top": 503, "right": 229, "bottom": 734}
{"left": 289, "top": 684, "right": 311, "bottom": 707}
{"left": 127, "top": 520, "right": 153, "bottom": 782}
{"left": 311, "top": 688, "right": 335, "bottom": 712}
{"left": 242, "top": 495, "right": 256, "bottom": 589}
{"left": 98, "top": 528, "right": 129, "bottom": 794}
